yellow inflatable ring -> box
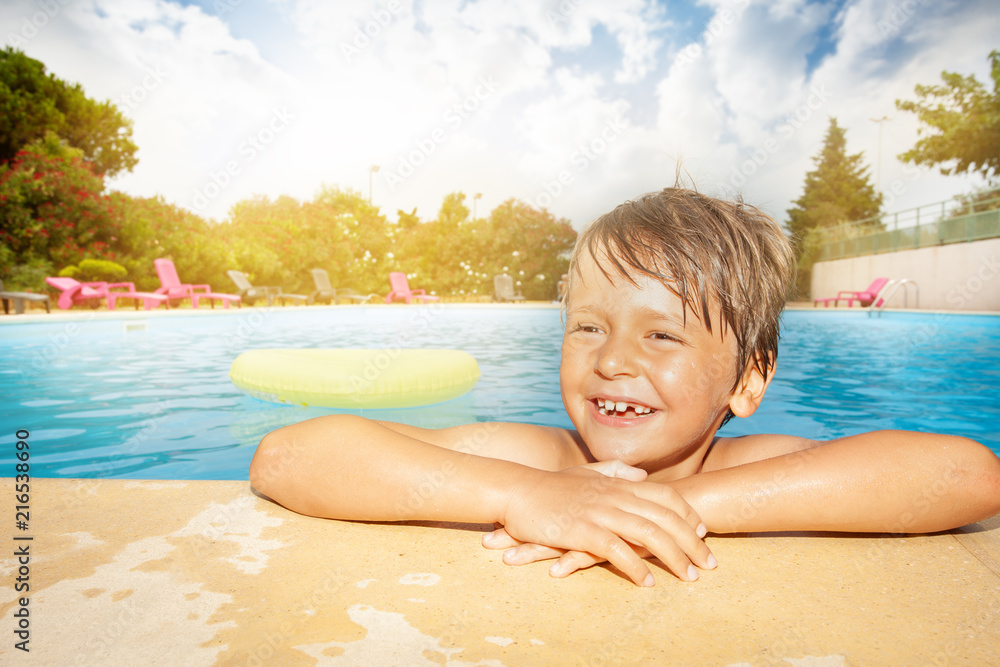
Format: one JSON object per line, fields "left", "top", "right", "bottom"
{"left": 229, "top": 348, "right": 481, "bottom": 408}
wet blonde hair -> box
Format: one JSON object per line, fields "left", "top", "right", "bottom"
{"left": 567, "top": 187, "right": 795, "bottom": 410}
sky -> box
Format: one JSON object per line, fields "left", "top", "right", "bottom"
{"left": 2, "top": 0, "right": 997, "bottom": 229}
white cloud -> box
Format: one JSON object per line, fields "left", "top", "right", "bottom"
{"left": 2, "top": 0, "right": 996, "bottom": 229}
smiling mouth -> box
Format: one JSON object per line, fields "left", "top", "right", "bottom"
{"left": 594, "top": 398, "right": 657, "bottom": 418}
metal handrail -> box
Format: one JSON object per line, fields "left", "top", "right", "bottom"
{"left": 818, "top": 195, "right": 1000, "bottom": 261}
{"left": 868, "top": 279, "right": 919, "bottom": 316}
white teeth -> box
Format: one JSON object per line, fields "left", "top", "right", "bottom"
{"left": 595, "top": 399, "right": 654, "bottom": 415}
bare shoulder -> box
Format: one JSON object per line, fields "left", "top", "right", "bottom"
{"left": 375, "top": 419, "right": 589, "bottom": 471}
{"left": 702, "top": 433, "right": 821, "bottom": 472}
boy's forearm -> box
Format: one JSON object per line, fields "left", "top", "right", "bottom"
{"left": 667, "top": 431, "right": 1000, "bottom": 534}
{"left": 249, "top": 415, "right": 526, "bottom": 524}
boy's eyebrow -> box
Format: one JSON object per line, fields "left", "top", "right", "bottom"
{"left": 568, "top": 303, "right": 694, "bottom": 329}
{"left": 635, "top": 305, "right": 691, "bottom": 329}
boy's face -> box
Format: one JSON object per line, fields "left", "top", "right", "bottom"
{"left": 560, "top": 249, "right": 746, "bottom": 475}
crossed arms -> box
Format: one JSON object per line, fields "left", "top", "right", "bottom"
{"left": 249, "top": 416, "right": 1000, "bottom": 586}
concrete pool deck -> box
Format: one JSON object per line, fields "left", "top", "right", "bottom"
{"left": 1, "top": 478, "right": 998, "bottom": 665}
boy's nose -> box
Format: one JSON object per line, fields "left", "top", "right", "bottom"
{"left": 594, "top": 335, "right": 638, "bottom": 378}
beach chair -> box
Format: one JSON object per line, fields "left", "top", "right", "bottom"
{"left": 46, "top": 277, "right": 168, "bottom": 311}
{"left": 813, "top": 277, "right": 890, "bottom": 308}
{"left": 46, "top": 276, "right": 115, "bottom": 309}
{"left": 0, "top": 279, "right": 51, "bottom": 314}
{"left": 227, "top": 270, "right": 307, "bottom": 307}
{"left": 309, "top": 269, "right": 377, "bottom": 305}
{"left": 153, "top": 258, "right": 241, "bottom": 309}
{"left": 385, "top": 272, "right": 440, "bottom": 304}
{"left": 493, "top": 274, "right": 525, "bottom": 302}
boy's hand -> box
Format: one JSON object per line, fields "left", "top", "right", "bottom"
{"left": 496, "top": 460, "right": 715, "bottom": 585}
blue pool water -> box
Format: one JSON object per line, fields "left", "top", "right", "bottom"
{"left": 1, "top": 307, "right": 998, "bottom": 479}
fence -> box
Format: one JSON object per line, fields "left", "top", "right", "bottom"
{"left": 818, "top": 196, "right": 1000, "bottom": 261}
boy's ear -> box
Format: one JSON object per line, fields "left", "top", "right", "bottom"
{"left": 728, "top": 355, "right": 774, "bottom": 419}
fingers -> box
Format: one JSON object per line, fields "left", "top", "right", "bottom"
{"left": 498, "top": 468, "right": 717, "bottom": 585}
{"left": 632, "top": 481, "right": 705, "bottom": 534}
{"left": 481, "top": 527, "right": 519, "bottom": 550}
{"left": 549, "top": 550, "right": 601, "bottom": 577}
{"left": 610, "top": 502, "right": 716, "bottom": 576}
{"left": 484, "top": 528, "right": 568, "bottom": 565}
{"left": 593, "top": 531, "right": 660, "bottom": 586}
{"left": 504, "top": 542, "right": 565, "bottom": 565}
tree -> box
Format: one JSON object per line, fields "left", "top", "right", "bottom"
{"left": 786, "top": 117, "right": 883, "bottom": 297}
{"left": 0, "top": 48, "right": 138, "bottom": 176}
{"left": 896, "top": 50, "right": 1000, "bottom": 182}
{"left": 787, "top": 117, "right": 883, "bottom": 237}
{"left": 221, "top": 186, "right": 393, "bottom": 295}
{"left": 483, "top": 199, "right": 576, "bottom": 300}
{"left": 0, "top": 150, "right": 120, "bottom": 289}
{"left": 110, "top": 192, "right": 230, "bottom": 292}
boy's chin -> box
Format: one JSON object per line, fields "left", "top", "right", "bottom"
{"left": 584, "top": 432, "right": 702, "bottom": 473}
{"left": 584, "top": 436, "right": 655, "bottom": 468}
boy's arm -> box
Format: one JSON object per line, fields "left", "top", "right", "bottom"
{"left": 489, "top": 431, "right": 1000, "bottom": 577}
{"left": 665, "top": 430, "right": 1000, "bottom": 533}
{"left": 249, "top": 415, "right": 714, "bottom": 585}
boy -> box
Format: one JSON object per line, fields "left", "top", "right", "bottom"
{"left": 249, "top": 187, "right": 1000, "bottom": 588}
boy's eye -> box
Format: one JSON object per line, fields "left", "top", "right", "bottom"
{"left": 650, "top": 332, "right": 681, "bottom": 342}
{"left": 569, "top": 323, "right": 602, "bottom": 334}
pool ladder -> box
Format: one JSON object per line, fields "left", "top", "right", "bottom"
{"left": 868, "top": 279, "right": 919, "bottom": 316}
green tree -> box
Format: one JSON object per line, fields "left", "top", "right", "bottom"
{"left": 437, "top": 192, "right": 470, "bottom": 227}
{"left": 0, "top": 48, "right": 138, "bottom": 176}
{"left": 896, "top": 50, "right": 1000, "bottom": 181}
{"left": 483, "top": 199, "right": 576, "bottom": 300}
{"left": 0, "top": 150, "right": 120, "bottom": 289}
{"left": 222, "top": 186, "right": 393, "bottom": 296}
{"left": 110, "top": 193, "right": 230, "bottom": 292}
{"left": 787, "top": 117, "right": 883, "bottom": 236}
{"left": 786, "top": 117, "right": 883, "bottom": 297}
{"left": 384, "top": 193, "right": 575, "bottom": 300}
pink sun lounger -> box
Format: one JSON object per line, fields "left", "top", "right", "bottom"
{"left": 813, "top": 277, "right": 890, "bottom": 308}
{"left": 45, "top": 277, "right": 167, "bottom": 311}
{"left": 153, "top": 258, "right": 241, "bottom": 309}
{"left": 384, "top": 272, "right": 440, "bottom": 304}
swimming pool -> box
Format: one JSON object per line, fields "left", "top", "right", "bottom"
{"left": 1, "top": 306, "right": 998, "bottom": 479}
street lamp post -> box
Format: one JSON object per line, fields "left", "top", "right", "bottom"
{"left": 368, "top": 165, "right": 380, "bottom": 203}
{"left": 869, "top": 116, "right": 891, "bottom": 194}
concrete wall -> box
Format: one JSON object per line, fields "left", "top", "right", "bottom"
{"left": 810, "top": 237, "right": 1000, "bottom": 311}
